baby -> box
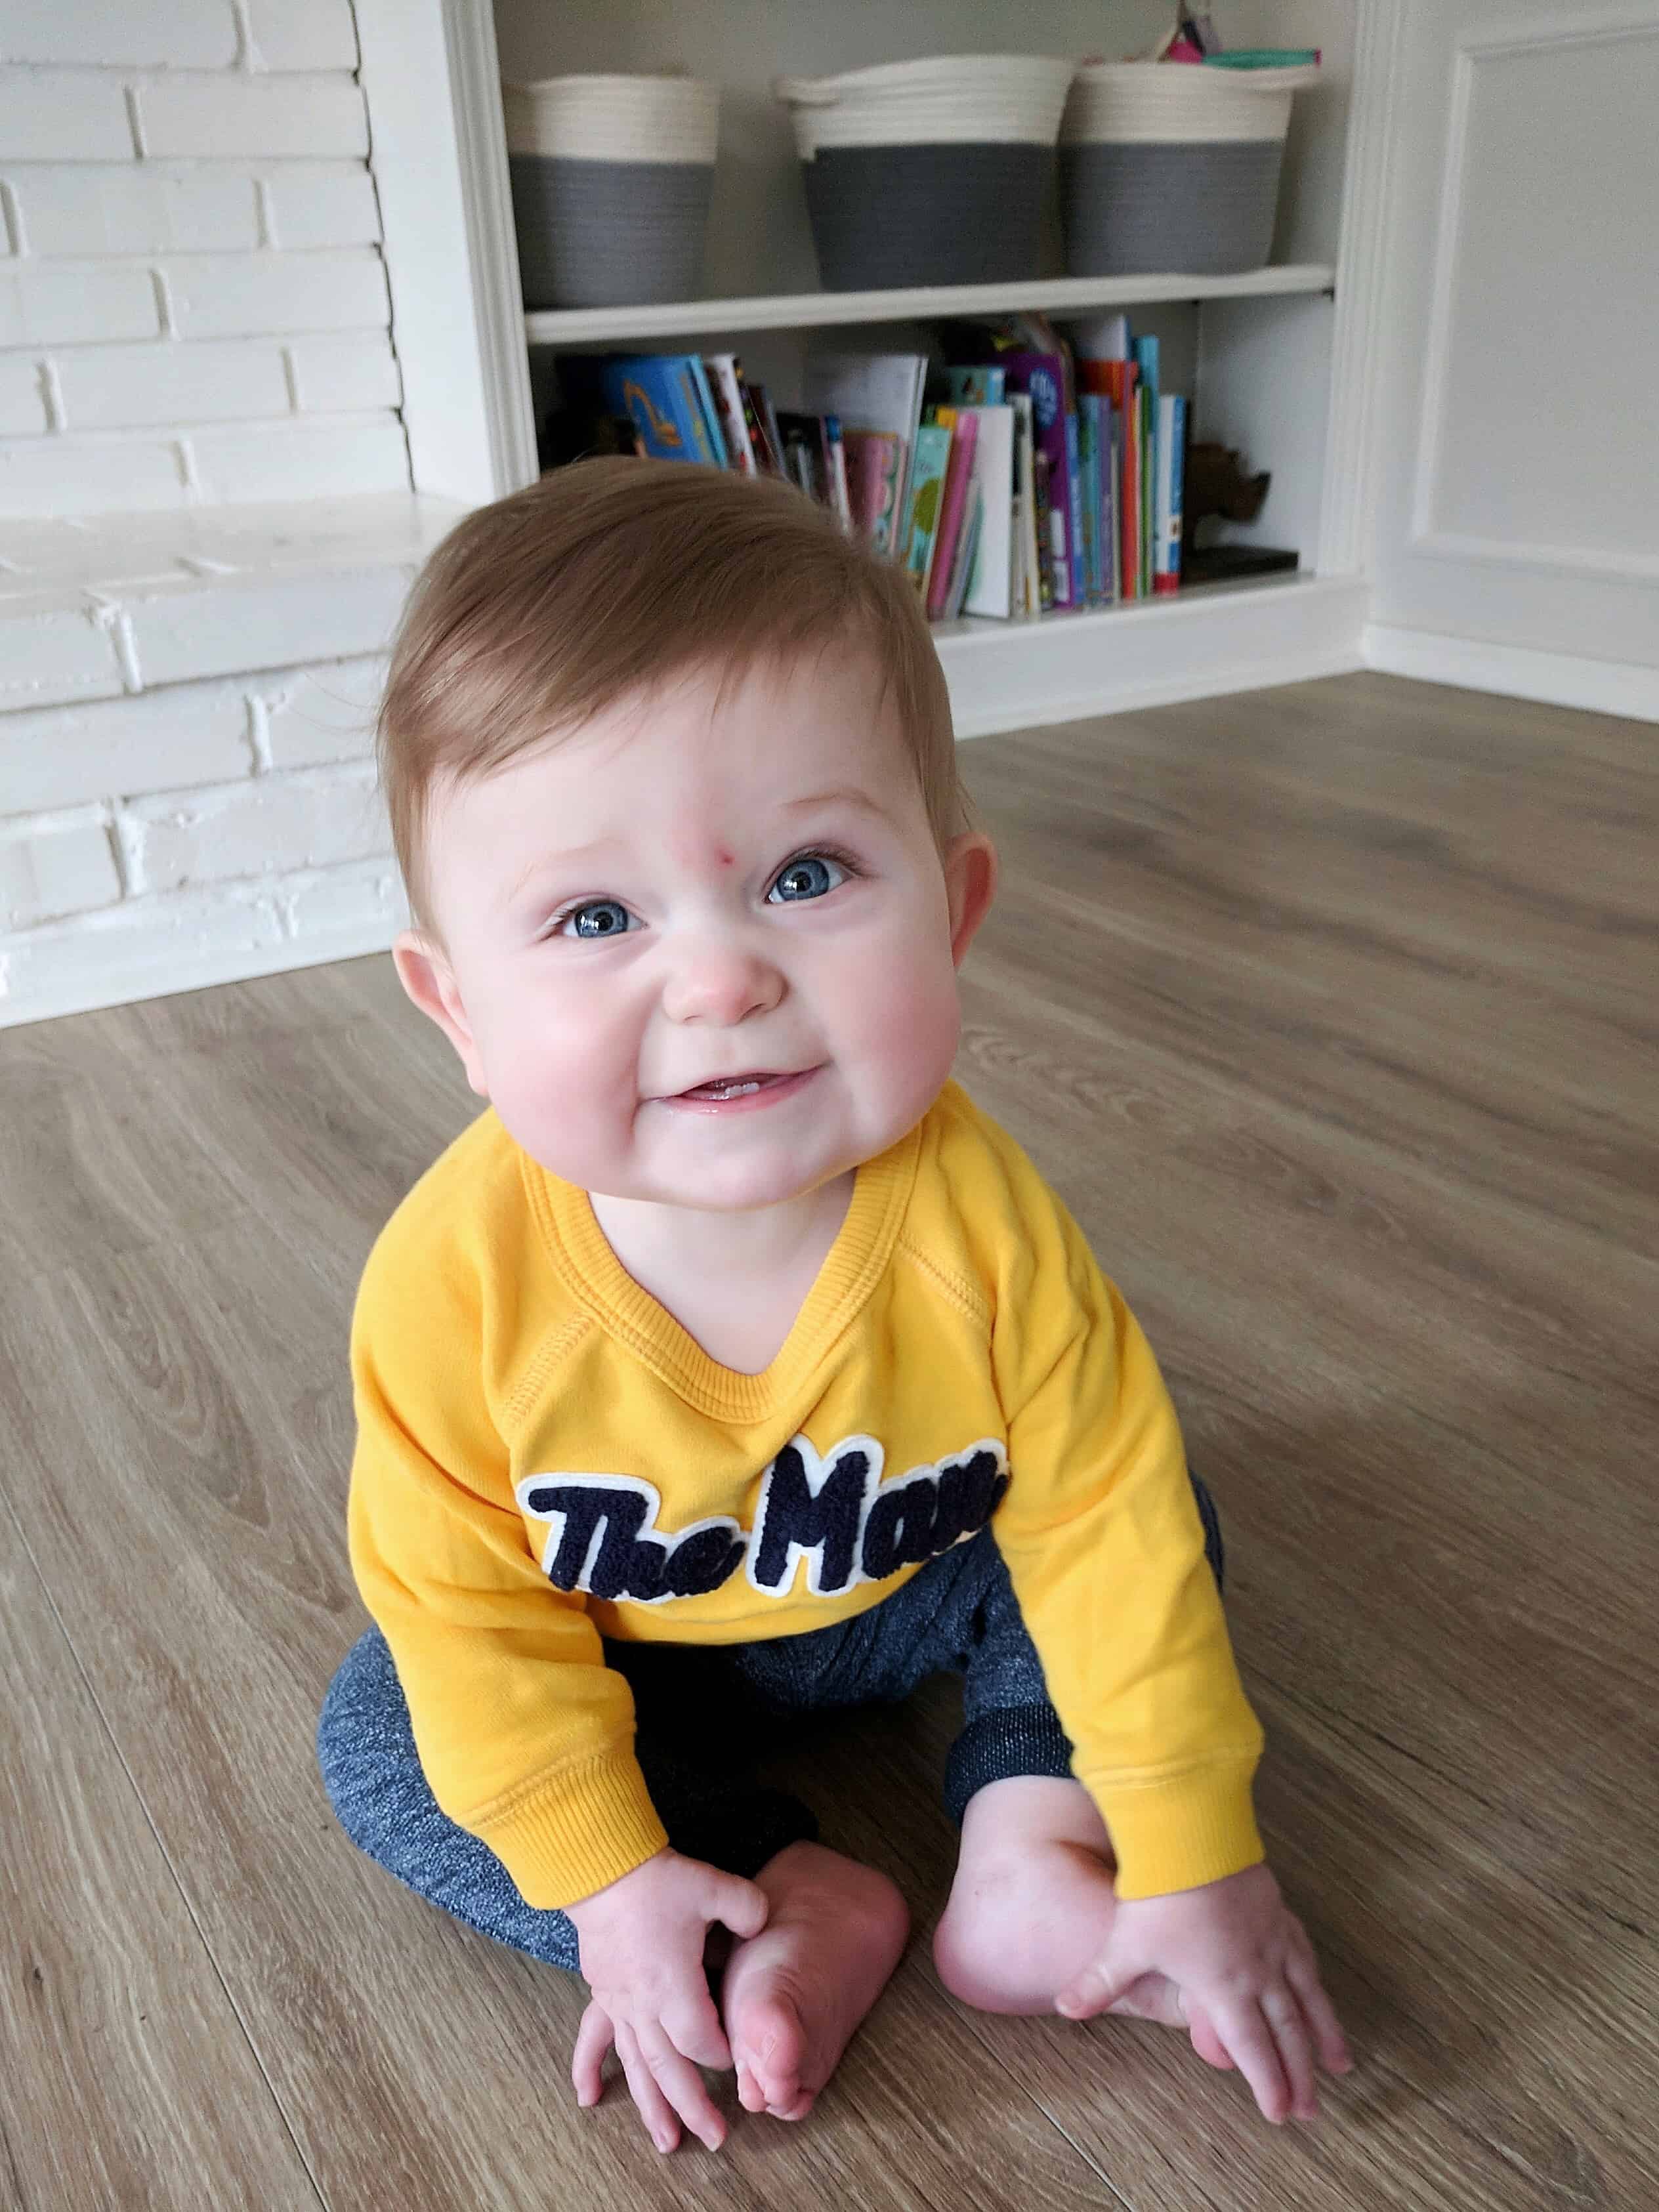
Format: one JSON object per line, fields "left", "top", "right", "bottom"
{"left": 317, "top": 457, "right": 1351, "bottom": 2152}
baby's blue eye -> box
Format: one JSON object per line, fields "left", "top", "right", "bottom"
{"left": 562, "top": 899, "right": 635, "bottom": 940}
{"left": 768, "top": 854, "right": 847, "bottom": 904}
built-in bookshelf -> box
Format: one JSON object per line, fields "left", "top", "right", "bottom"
{"left": 487, "top": 0, "right": 1366, "bottom": 728}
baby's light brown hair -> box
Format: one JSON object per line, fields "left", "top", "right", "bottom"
{"left": 378, "top": 456, "right": 967, "bottom": 929}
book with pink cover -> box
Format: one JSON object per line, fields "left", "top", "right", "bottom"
{"left": 926, "top": 410, "right": 979, "bottom": 622}
{"left": 843, "top": 430, "right": 904, "bottom": 555}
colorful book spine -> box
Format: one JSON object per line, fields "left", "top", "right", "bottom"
{"left": 682, "top": 356, "right": 727, "bottom": 465}
{"left": 599, "top": 356, "right": 707, "bottom": 463}
{"left": 1154, "top": 392, "right": 1186, "bottom": 593}
{"left": 1062, "top": 404, "right": 1085, "bottom": 610}
{"left": 944, "top": 487, "right": 984, "bottom": 621}
{"left": 972, "top": 354, "right": 1071, "bottom": 606}
{"left": 1011, "top": 392, "right": 1041, "bottom": 619}
{"left": 926, "top": 411, "right": 979, "bottom": 622}
{"left": 843, "top": 430, "right": 903, "bottom": 553}
{"left": 1104, "top": 404, "right": 1121, "bottom": 603}
{"left": 824, "top": 414, "right": 854, "bottom": 531}
{"left": 704, "top": 354, "right": 757, "bottom": 475}
{"left": 1078, "top": 394, "right": 1102, "bottom": 604}
{"left": 1139, "top": 383, "right": 1154, "bottom": 598}
{"left": 941, "top": 365, "right": 1007, "bottom": 405}
{"left": 900, "top": 421, "right": 954, "bottom": 601}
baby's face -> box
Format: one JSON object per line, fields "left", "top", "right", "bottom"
{"left": 402, "top": 649, "right": 992, "bottom": 1213}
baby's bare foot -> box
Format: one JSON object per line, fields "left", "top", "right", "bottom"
{"left": 720, "top": 1842, "right": 908, "bottom": 2122}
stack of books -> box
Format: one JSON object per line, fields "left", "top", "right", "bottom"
{"left": 541, "top": 316, "right": 1189, "bottom": 624}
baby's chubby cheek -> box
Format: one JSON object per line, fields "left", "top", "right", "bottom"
{"left": 840, "top": 950, "right": 963, "bottom": 1100}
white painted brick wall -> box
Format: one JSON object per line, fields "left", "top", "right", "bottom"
{"left": 0, "top": 9, "right": 406, "bottom": 532}
{"left": 1, "top": 264, "right": 162, "bottom": 346}
{"left": 0, "top": 355, "right": 47, "bottom": 433}
{"left": 160, "top": 247, "right": 389, "bottom": 338}
{"left": 1, "top": 678, "right": 256, "bottom": 811}
{"left": 0, "top": 72, "right": 135, "bottom": 161}
{"left": 0, "top": 646, "right": 421, "bottom": 1028}
{"left": 244, "top": 0, "right": 360, "bottom": 74}
{"left": 122, "top": 759, "right": 384, "bottom": 892}
{"left": 1, "top": 3, "right": 240, "bottom": 71}
{"left": 0, "top": 806, "right": 123, "bottom": 927}
{"left": 0, "top": 3, "right": 440, "bottom": 1028}
{"left": 53, "top": 339, "right": 294, "bottom": 430}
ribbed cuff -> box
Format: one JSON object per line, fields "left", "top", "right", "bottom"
{"left": 1087, "top": 1762, "right": 1265, "bottom": 1900}
{"left": 472, "top": 1745, "right": 670, "bottom": 1910}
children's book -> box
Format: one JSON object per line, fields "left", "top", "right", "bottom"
{"left": 1133, "top": 337, "right": 1159, "bottom": 598}
{"left": 776, "top": 412, "right": 822, "bottom": 500}
{"left": 900, "top": 421, "right": 954, "bottom": 602}
{"left": 1009, "top": 392, "right": 1041, "bottom": 619}
{"left": 1154, "top": 392, "right": 1186, "bottom": 593}
{"left": 703, "top": 354, "right": 758, "bottom": 475}
{"left": 823, "top": 414, "right": 854, "bottom": 531}
{"left": 1078, "top": 356, "right": 1138, "bottom": 598}
{"left": 683, "top": 355, "right": 728, "bottom": 466}
{"left": 943, "top": 325, "right": 1074, "bottom": 606}
{"left": 581, "top": 355, "right": 709, "bottom": 464}
{"left": 1078, "top": 394, "right": 1102, "bottom": 604}
{"left": 843, "top": 430, "right": 904, "bottom": 553}
{"left": 925, "top": 409, "right": 978, "bottom": 623}
{"left": 803, "top": 353, "right": 930, "bottom": 557}
{"left": 960, "top": 402, "right": 1015, "bottom": 620}
{"left": 1104, "top": 402, "right": 1121, "bottom": 604}
{"left": 942, "top": 486, "right": 984, "bottom": 621}
{"left": 940, "top": 365, "right": 1007, "bottom": 406}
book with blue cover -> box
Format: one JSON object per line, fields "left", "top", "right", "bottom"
{"left": 940, "top": 365, "right": 1007, "bottom": 406}
{"left": 583, "top": 355, "right": 710, "bottom": 464}
{"left": 682, "top": 355, "right": 729, "bottom": 465}
{"left": 900, "top": 421, "right": 955, "bottom": 601}
{"left": 1079, "top": 394, "right": 1103, "bottom": 604}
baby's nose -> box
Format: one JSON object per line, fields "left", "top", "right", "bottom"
{"left": 661, "top": 937, "right": 785, "bottom": 1026}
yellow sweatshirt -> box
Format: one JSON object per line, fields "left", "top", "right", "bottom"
{"left": 346, "top": 1080, "right": 1265, "bottom": 1911}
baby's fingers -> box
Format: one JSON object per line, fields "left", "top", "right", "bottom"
{"left": 1261, "top": 1985, "right": 1319, "bottom": 2121}
{"left": 1212, "top": 1999, "right": 1293, "bottom": 2125}
{"left": 1287, "top": 1932, "right": 1354, "bottom": 2076}
{"left": 571, "top": 2000, "right": 614, "bottom": 2108}
{"left": 636, "top": 2020, "right": 726, "bottom": 2152}
{"left": 614, "top": 2020, "right": 682, "bottom": 2155}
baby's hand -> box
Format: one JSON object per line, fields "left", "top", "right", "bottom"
{"left": 1055, "top": 1862, "right": 1352, "bottom": 2123}
{"left": 566, "top": 1847, "right": 769, "bottom": 2152}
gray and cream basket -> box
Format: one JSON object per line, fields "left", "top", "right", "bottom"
{"left": 1059, "top": 60, "right": 1318, "bottom": 277}
{"left": 503, "top": 73, "right": 720, "bottom": 311}
{"left": 775, "top": 54, "right": 1076, "bottom": 291}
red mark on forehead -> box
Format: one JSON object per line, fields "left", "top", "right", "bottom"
{"left": 716, "top": 846, "right": 735, "bottom": 867}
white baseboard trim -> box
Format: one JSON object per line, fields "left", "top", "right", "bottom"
{"left": 938, "top": 575, "right": 1370, "bottom": 738}
{"left": 1362, "top": 623, "right": 1659, "bottom": 723}
{"left": 0, "top": 912, "right": 398, "bottom": 1033}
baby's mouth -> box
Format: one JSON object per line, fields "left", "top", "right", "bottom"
{"left": 674, "top": 1070, "right": 786, "bottom": 1102}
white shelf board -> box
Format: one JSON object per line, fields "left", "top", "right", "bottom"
{"left": 930, "top": 571, "right": 1368, "bottom": 737}
{"left": 524, "top": 263, "right": 1336, "bottom": 345}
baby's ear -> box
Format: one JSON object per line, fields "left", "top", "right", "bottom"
{"left": 944, "top": 832, "right": 998, "bottom": 969}
{"left": 392, "top": 930, "right": 490, "bottom": 1096}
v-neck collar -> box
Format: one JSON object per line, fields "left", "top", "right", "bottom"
{"left": 523, "top": 1119, "right": 923, "bottom": 1423}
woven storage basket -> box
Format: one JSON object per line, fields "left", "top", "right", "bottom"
{"left": 776, "top": 54, "right": 1076, "bottom": 290}
{"left": 1060, "top": 61, "right": 1318, "bottom": 276}
{"left": 503, "top": 73, "right": 719, "bottom": 310}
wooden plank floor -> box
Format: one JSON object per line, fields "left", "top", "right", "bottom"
{"left": 1, "top": 671, "right": 1655, "bottom": 2211}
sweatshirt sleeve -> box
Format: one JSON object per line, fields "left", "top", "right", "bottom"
{"left": 345, "top": 1231, "right": 667, "bottom": 1909}
{"left": 988, "top": 1167, "right": 1266, "bottom": 1900}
